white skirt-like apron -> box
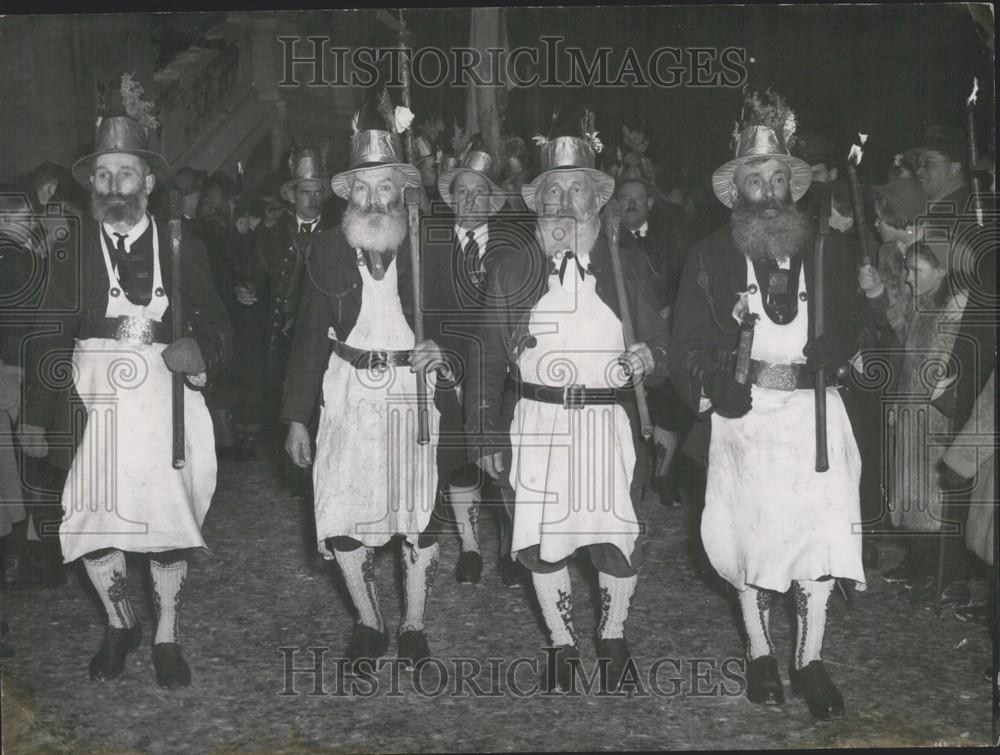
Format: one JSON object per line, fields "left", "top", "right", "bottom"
{"left": 702, "top": 259, "right": 865, "bottom": 593}
{"left": 312, "top": 250, "right": 440, "bottom": 555}
{"left": 60, "top": 218, "right": 216, "bottom": 562}
{"left": 510, "top": 257, "right": 640, "bottom": 566}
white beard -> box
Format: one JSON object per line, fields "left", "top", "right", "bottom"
{"left": 342, "top": 204, "right": 407, "bottom": 253}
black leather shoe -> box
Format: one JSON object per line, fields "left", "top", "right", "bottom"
{"left": 456, "top": 551, "right": 483, "bottom": 584}
{"left": 343, "top": 623, "right": 389, "bottom": 676}
{"left": 152, "top": 643, "right": 191, "bottom": 689}
{"left": 939, "top": 580, "right": 971, "bottom": 607}
{"left": 790, "top": 660, "right": 845, "bottom": 719}
{"left": 596, "top": 636, "right": 634, "bottom": 692}
{"left": 498, "top": 557, "right": 527, "bottom": 588}
{"left": 745, "top": 655, "right": 784, "bottom": 705}
{"left": 907, "top": 575, "right": 938, "bottom": 605}
{"left": 654, "top": 474, "right": 682, "bottom": 507}
{"left": 89, "top": 622, "right": 142, "bottom": 681}
{"left": 542, "top": 645, "right": 580, "bottom": 693}
{"left": 397, "top": 629, "right": 431, "bottom": 669}
{"left": 881, "top": 563, "right": 912, "bottom": 584}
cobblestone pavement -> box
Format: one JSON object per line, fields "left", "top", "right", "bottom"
{"left": 2, "top": 449, "right": 994, "bottom": 752}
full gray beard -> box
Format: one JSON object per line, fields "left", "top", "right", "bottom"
{"left": 90, "top": 188, "right": 148, "bottom": 228}
{"left": 731, "top": 197, "right": 812, "bottom": 262}
{"left": 342, "top": 203, "right": 407, "bottom": 253}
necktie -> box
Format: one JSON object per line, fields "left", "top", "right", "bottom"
{"left": 112, "top": 232, "right": 129, "bottom": 279}
{"left": 464, "top": 230, "right": 482, "bottom": 285}
{"left": 299, "top": 221, "right": 314, "bottom": 235}
{"left": 557, "top": 250, "right": 586, "bottom": 285}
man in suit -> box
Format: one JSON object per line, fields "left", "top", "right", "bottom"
{"left": 428, "top": 139, "right": 528, "bottom": 586}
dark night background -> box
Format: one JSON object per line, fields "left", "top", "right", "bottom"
{"left": 0, "top": 5, "right": 994, "bottom": 187}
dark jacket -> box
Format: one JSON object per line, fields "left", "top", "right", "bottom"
{"left": 253, "top": 213, "right": 338, "bottom": 346}
{"left": 670, "top": 222, "right": 864, "bottom": 412}
{"left": 23, "top": 217, "right": 233, "bottom": 432}
{"left": 619, "top": 202, "right": 690, "bottom": 311}
{"left": 279, "top": 224, "right": 465, "bottom": 477}
{"left": 463, "top": 229, "right": 672, "bottom": 461}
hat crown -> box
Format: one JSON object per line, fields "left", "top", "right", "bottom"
{"left": 288, "top": 149, "right": 328, "bottom": 182}
{"left": 457, "top": 150, "right": 496, "bottom": 180}
{"left": 349, "top": 129, "right": 406, "bottom": 170}
{"left": 733, "top": 125, "right": 790, "bottom": 161}
{"left": 94, "top": 116, "right": 152, "bottom": 155}
{"left": 539, "top": 136, "right": 596, "bottom": 173}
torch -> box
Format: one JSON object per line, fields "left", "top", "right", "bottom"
{"left": 169, "top": 217, "right": 186, "bottom": 469}
{"left": 405, "top": 187, "right": 430, "bottom": 446}
{"left": 966, "top": 78, "right": 984, "bottom": 227}
{"left": 603, "top": 199, "right": 653, "bottom": 440}
{"left": 846, "top": 133, "right": 874, "bottom": 267}
{"left": 813, "top": 187, "right": 831, "bottom": 473}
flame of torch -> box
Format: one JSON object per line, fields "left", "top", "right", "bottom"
{"left": 848, "top": 133, "right": 867, "bottom": 167}
{"left": 967, "top": 78, "right": 979, "bottom": 108}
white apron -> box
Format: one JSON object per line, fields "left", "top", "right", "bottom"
{"left": 60, "top": 217, "right": 217, "bottom": 562}
{"left": 510, "top": 256, "right": 639, "bottom": 565}
{"left": 312, "top": 249, "right": 440, "bottom": 555}
{"left": 702, "top": 259, "right": 865, "bottom": 593}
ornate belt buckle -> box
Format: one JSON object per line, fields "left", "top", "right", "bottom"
{"left": 563, "top": 383, "right": 586, "bottom": 410}
{"left": 114, "top": 316, "right": 154, "bottom": 346}
{"left": 368, "top": 349, "right": 388, "bottom": 371}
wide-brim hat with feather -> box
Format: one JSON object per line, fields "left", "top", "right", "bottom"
{"left": 437, "top": 133, "right": 507, "bottom": 216}
{"left": 522, "top": 108, "right": 615, "bottom": 213}
{"left": 280, "top": 145, "right": 330, "bottom": 203}
{"left": 72, "top": 74, "right": 167, "bottom": 186}
{"left": 330, "top": 87, "right": 421, "bottom": 200}
{"left": 712, "top": 88, "right": 812, "bottom": 208}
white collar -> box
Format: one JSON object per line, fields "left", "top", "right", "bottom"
{"left": 633, "top": 221, "right": 649, "bottom": 237}
{"left": 456, "top": 222, "right": 488, "bottom": 256}
{"left": 102, "top": 213, "right": 150, "bottom": 253}
{"left": 296, "top": 214, "right": 320, "bottom": 231}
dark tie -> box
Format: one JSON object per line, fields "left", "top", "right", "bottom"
{"left": 464, "top": 230, "right": 482, "bottom": 286}
{"left": 557, "top": 250, "right": 586, "bottom": 285}
{"left": 299, "top": 221, "right": 314, "bottom": 235}
{"left": 112, "top": 232, "right": 129, "bottom": 278}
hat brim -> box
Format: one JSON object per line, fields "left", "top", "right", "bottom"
{"left": 330, "top": 163, "right": 422, "bottom": 200}
{"left": 280, "top": 177, "right": 329, "bottom": 204}
{"left": 437, "top": 167, "right": 507, "bottom": 216}
{"left": 711, "top": 154, "right": 813, "bottom": 208}
{"left": 72, "top": 149, "right": 169, "bottom": 186}
{"left": 521, "top": 167, "right": 616, "bottom": 213}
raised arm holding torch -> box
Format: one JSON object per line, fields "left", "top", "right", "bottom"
{"left": 846, "top": 133, "right": 874, "bottom": 267}
{"left": 966, "top": 78, "right": 984, "bottom": 227}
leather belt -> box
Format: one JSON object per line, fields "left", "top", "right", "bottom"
{"left": 513, "top": 380, "right": 633, "bottom": 409}
{"left": 749, "top": 359, "right": 839, "bottom": 391}
{"left": 81, "top": 316, "right": 170, "bottom": 345}
{"left": 331, "top": 339, "right": 412, "bottom": 370}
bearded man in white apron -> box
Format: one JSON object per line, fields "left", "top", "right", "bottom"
{"left": 20, "top": 103, "right": 232, "bottom": 688}
{"left": 465, "top": 111, "right": 671, "bottom": 693}
{"left": 671, "top": 90, "right": 866, "bottom": 719}
{"left": 282, "top": 97, "right": 461, "bottom": 672}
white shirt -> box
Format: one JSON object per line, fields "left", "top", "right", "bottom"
{"left": 102, "top": 213, "right": 150, "bottom": 254}
{"left": 455, "top": 222, "right": 489, "bottom": 259}
{"left": 296, "top": 214, "right": 320, "bottom": 234}
{"left": 629, "top": 221, "right": 649, "bottom": 238}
